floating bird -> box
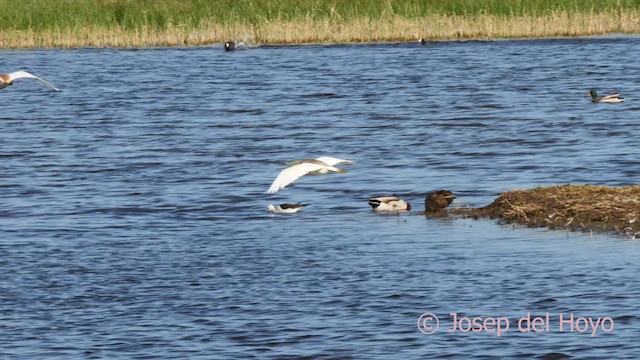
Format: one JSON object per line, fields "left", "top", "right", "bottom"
{"left": 369, "top": 196, "right": 411, "bottom": 212}
{"left": 588, "top": 89, "right": 623, "bottom": 103}
{"left": 267, "top": 202, "right": 308, "bottom": 213}
{"left": 0, "top": 71, "right": 60, "bottom": 91}
{"left": 265, "top": 156, "right": 353, "bottom": 194}
{"left": 419, "top": 38, "right": 427, "bottom": 45}
{"left": 425, "top": 190, "right": 456, "bottom": 212}
{"left": 224, "top": 41, "right": 248, "bottom": 52}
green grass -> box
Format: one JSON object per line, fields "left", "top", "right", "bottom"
{"left": 1, "top": 0, "right": 639, "bottom": 47}
{"left": 2, "top": 0, "right": 640, "bottom": 31}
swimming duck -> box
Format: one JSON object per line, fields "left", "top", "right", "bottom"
{"left": 266, "top": 156, "right": 353, "bottom": 194}
{"left": 369, "top": 196, "right": 411, "bottom": 212}
{"left": 224, "top": 41, "right": 248, "bottom": 51}
{"left": 588, "top": 89, "right": 624, "bottom": 103}
{"left": 267, "top": 203, "right": 307, "bottom": 213}
{"left": 0, "top": 71, "right": 60, "bottom": 91}
{"left": 425, "top": 190, "right": 456, "bottom": 212}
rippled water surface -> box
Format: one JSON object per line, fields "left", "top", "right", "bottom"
{"left": 2, "top": 37, "right": 640, "bottom": 358}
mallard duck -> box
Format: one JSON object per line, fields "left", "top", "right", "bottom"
{"left": 588, "top": 89, "right": 624, "bottom": 103}
{"left": 0, "top": 71, "right": 59, "bottom": 91}
{"left": 369, "top": 196, "right": 411, "bottom": 212}
{"left": 267, "top": 203, "right": 307, "bottom": 213}
{"left": 425, "top": 190, "right": 456, "bottom": 212}
{"left": 265, "top": 156, "right": 353, "bottom": 194}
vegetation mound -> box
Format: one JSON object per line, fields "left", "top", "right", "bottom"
{"left": 455, "top": 185, "right": 640, "bottom": 237}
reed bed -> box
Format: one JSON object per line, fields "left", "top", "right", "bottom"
{"left": 1, "top": 0, "right": 640, "bottom": 48}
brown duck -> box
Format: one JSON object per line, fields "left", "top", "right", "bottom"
{"left": 425, "top": 190, "right": 456, "bottom": 212}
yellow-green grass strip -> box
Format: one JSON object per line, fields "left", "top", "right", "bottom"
{"left": 1, "top": 0, "right": 640, "bottom": 48}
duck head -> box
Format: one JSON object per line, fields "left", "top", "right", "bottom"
{"left": 425, "top": 190, "right": 456, "bottom": 212}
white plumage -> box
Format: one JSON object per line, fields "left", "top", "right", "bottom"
{"left": 266, "top": 157, "right": 353, "bottom": 194}
{"left": 588, "top": 89, "right": 623, "bottom": 103}
{"left": 313, "top": 156, "right": 354, "bottom": 167}
{"left": 267, "top": 203, "right": 307, "bottom": 213}
{"left": 369, "top": 196, "right": 411, "bottom": 212}
{"left": 0, "top": 71, "right": 60, "bottom": 91}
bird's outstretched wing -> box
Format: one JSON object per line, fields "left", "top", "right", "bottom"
{"left": 315, "top": 156, "right": 354, "bottom": 166}
{"left": 8, "top": 71, "right": 60, "bottom": 91}
{"left": 266, "top": 162, "right": 330, "bottom": 194}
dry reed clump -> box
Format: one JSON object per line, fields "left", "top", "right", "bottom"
{"left": 1, "top": 11, "right": 640, "bottom": 48}
{"left": 455, "top": 185, "right": 640, "bottom": 237}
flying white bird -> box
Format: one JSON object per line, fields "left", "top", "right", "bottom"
{"left": 267, "top": 203, "right": 308, "bottom": 213}
{"left": 265, "top": 156, "right": 353, "bottom": 194}
{"left": 0, "top": 71, "right": 60, "bottom": 91}
{"left": 368, "top": 196, "right": 411, "bottom": 212}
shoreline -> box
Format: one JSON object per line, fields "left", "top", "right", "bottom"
{"left": 4, "top": 33, "right": 636, "bottom": 52}
{"left": 1, "top": 12, "right": 639, "bottom": 49}
{"left": 1, "top": 34, "right": 637, "bottom": 53}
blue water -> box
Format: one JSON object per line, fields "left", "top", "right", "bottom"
{"left": 1, "top": 36, "right": 640, "bottom": 359}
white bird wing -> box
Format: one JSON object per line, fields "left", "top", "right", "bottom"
{"left": 315, "top": 156, "right": 354, "bottom": 166}
{"left": 8, "top": 71, "right": 60, "bottom": 91}
{"left": 602, "top": 93, "right": 622, "bottom": 100}
{"left": 266, "top": 162, "right": 328, "bottom": 194}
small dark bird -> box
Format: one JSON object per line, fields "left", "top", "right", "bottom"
{"left": 225, "top": 41, "right": 249, "bottom": 52}
{"left": 419, "top": 38, "right": 426, "bottom": 45}
{"left": 425, "top": 190, "right": 456, "bottom": 212}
